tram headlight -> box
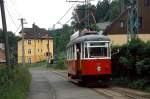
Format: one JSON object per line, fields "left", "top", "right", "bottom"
{"left": 97, "top": 66, "right": 101, "bottom": 71}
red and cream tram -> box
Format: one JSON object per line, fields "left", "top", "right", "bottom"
{"left": 66, "top": 30, "right": 111, "bottom": 84}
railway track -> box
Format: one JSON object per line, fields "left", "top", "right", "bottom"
{"left": 51, "top": 70, "right": 150, "bottom": 99}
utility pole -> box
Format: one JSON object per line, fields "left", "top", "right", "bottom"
{"left": 127, "top": 0, "right": 139, "bottom": 42}
{"left": 19, "top": 18, "right": 26, "bottom": 65}
{"left": 0, "top": 0, "right": 10, "bottom": 66}
{"left": 47, "top": 33, "right": 51, "bottom": 64}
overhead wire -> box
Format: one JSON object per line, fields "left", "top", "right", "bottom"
{"left": 5, "top": 0, "right": 22, "bottom": 35}
{"left": 5, "top": 3, "right": 18, "bottom": 28}
{"left": 56, "top": 2, "right": 76, "bottom": 25}
{"left": 14, "top": 24, "right": 21, "bottom": 34}
{"left": 5, "top": 0, "right": 21, "bottom": 18}
{"left": 65, "top": 17, "right": 73, "bottom": 24}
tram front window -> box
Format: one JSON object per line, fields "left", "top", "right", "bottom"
{"left": 89, "top": 47, "right": 107, "bottom": 58}
{"left": 83, "top": 42, "right": 109, "bottom": 58}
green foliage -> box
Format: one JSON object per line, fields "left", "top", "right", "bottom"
{"left": 128, "top": 39, "right": 145, "bottom": 56}
{"left": 0, "top": 30, "right": 20, "bottom": 63}
{"left": 128, "top": 79, "right": 147, "bottom": 90}
{"left": 143, "top": 41, "right": 150, "bottom": 58}
{"left": 50, "top": 25, "right": 73, "bottom": 53}
{"left": 72, "top": 4, "right": 96, "bottom": 30}
{"left": 0, "top": 65, "right": 31, "bottom": 99}
{"left": 71, "top": 0, "right": 130, "bottom": 30}
{"left": 89, "top": 24, "right": 100, "bottom": 31}
{"left": 96, "top": 0, "right": 110, "bottom": 22}
{"left": 119, "top": 57, "right": 130, "bottom": 67}
{"left": 111, "top": 39, "right": 150, "bottom": 90}
{"left": 136, "top": 58, "right": 150, "bottom": 75}
{"left": 55, "top": 53, "right": 67, "bottom": 70}
{"left": 49, "top": 25, "right": 72, "bottom": 69}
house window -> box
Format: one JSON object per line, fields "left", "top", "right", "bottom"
{"left": 28, "top": 58, "right": 32, "bottom": 64}
{"left": 41, "top": 49, "right": 42, "bottom": 52}
{"left": 28, "top": 49, "right": 32, "bottom": 54}
{"left": 38, "top": 40, "right": 40, "bottom": 43}
{"left": 38, "top": 49, "right": 39, "bottom": 52}
{"left": 120, "top": 20, "right": 124, "bottom": 28}
{"left": 144, "top": 0, "right": 150, "bottom": 6}
{"left": 139, "top": 17, "right": 143, "bottom": 28}
{"left": 28, "top": 40, "right": 31, "bottom": 44}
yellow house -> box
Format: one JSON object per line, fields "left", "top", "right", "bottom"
{"left": 18, "top": 24, "right": 53, "bottom": 63}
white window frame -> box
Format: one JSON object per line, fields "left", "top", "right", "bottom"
{"left": 82, "top": 41, "right": 111, "bottom": 60}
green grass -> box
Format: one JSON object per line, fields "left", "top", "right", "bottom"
{"left": 25, "top": 60, "right": 67, "bottom": 70}
{"left": 0, "top": 65, "right": 31, "bottom": 99}
{"left": 25, "top": 61, "right": 48, "bottom": 68}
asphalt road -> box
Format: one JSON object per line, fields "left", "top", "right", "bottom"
{"left": 27, "top": 69, "right": 149, "bottom": 99}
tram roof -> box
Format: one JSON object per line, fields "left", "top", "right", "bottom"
{"left": 67, "top": 34, "right": 110, "bottom": 47}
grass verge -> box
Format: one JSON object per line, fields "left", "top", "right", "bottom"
{"left": 0, "top": 65, "right": 31, "bottom": 99}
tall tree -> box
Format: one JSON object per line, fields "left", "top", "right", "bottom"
{"left": 72, "top": 4, "right": 96, "bottom": 30}
{"left": 95, "top": 0, "right": 110, "bottom": 22}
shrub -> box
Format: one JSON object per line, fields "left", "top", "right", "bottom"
{"left": 128, "top": 79, "right": 147, "bottom": 89}
{"left": 111, "top": 40, "right": 150, "bottom": 90}
{"left": 128, "top": 39, "right": 145, "bottom": 57}
{"left": 0, "top": 65, "right": 31, "bottom": 99}
{"left": 136, "top": 58, "right": 150, "bottom": 76}
{"left": 56, "top": 53, "right": 67, "bottom": 69}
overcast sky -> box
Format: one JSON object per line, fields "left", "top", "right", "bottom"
{"left": 0, "top": 0, "right": 99, "bottom": 35}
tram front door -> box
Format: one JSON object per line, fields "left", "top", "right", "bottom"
{"left": 76, "top": 43, "right": 81, "bottom": 75}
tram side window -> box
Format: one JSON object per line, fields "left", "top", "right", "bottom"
{"left": 85, "top": 47, "right": 88, "bottom": 58}
{"left": 67, "top": 45, "right": 75, "bottom": 60}
{"left": 69, "top": 47, "right": 72, "bottom": 60}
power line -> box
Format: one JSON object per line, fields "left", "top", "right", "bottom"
{"left": 5, "top": 0, "right": 21, "bottom": 17}
{"left": 5, "top": 3, "right": 18, "bottom": 28}
{"left": 65, "top": 17, "right": 72, "bottom": 24}
{"left": 56, "top": 2, "right": 76, "bottom": 24}
{"left": 14, "top": 24, "right": 21, "bottom": 34}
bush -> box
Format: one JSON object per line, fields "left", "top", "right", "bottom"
{"left": 111, "top": 39, "right": 150, "bottom": 90}
{"left": 128, "top": 79, "right": 147, "bottom": 90}
{"left": 136, "top": 58, "right": 150, "bottom": 76}
{"left": 128, "top": 39, "right": 145, "bottom": 57}
{"left": 55, "top": 53, "right": 67, "bottom": 69}
{"left": 0, "top": 65, "right": 31, "bottom": 99}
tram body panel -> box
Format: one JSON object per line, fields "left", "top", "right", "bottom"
{"left": 67, "top": 60, "right": 77, "bottom": 75}
{"left": 81, "top": 59, "right": 111, "bottom": 75}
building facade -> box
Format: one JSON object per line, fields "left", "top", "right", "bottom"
{"left": 18, "top": 24, "right": 53, "bottom": 63}
{"left": 104, "top": 0, "right": 150, "bottom": 45}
